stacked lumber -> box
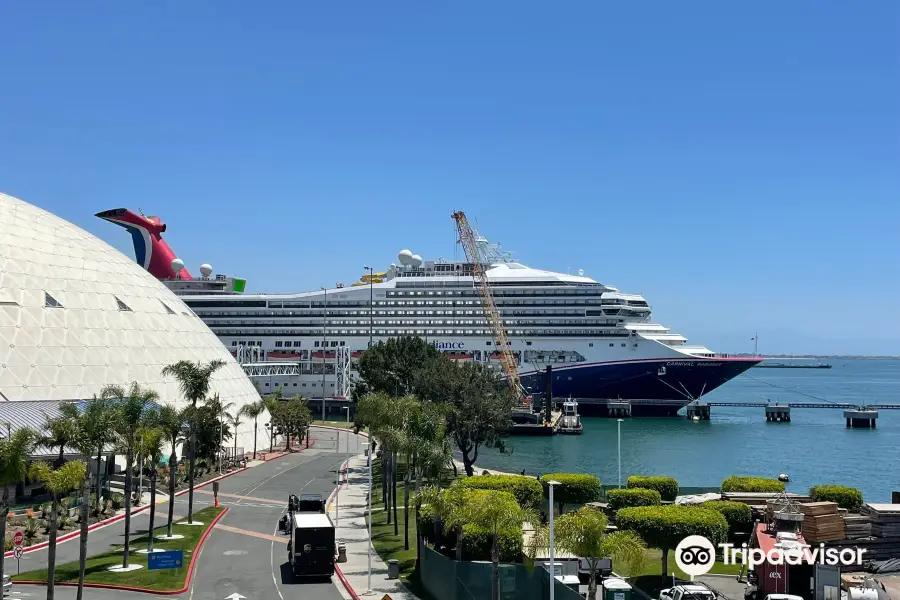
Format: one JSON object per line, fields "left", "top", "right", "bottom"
{"left": 800, "top": 502, "right": 846, "bottom": 542}
{"left": 862, "top": 504, "right": 900, "bottom": 537}
{"left": 843, "top": 515, "right": 872, "bottom": 539}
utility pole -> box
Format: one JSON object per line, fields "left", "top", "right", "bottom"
{"left": 321, "top": 287, "right": 327, "bottom": 423}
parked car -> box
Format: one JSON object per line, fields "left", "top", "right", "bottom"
{"left": 659, "top": 584, "right": 718, "bottom": 600}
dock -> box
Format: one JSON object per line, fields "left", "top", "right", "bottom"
{"left": 685, "top": 401, "right": 892, "bottom": 427}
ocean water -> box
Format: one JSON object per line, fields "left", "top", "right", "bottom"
{"left": 473, "top": 359, "right": 900, "bottom": 502}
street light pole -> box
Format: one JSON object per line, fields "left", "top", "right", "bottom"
{"left": 321, "top": 286, "right": 327, "bottom": 423}
{"left": 344, "top": 406, "right": 351, "bottom": 456}
{"left": 547, "top": 479, "right": 561, "bottom": 600}
{"left": 367, "top": 437, "right": 373, "bottom": 593}
{"left": 617, "top": 418, "right": 623, "bottom": 488}
{"left": 364, "top": 266, "right": 374, "bottom": 349}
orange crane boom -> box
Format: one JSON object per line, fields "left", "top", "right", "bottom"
{"left": 451, "top": 211, "right": 526, "bottom": 401}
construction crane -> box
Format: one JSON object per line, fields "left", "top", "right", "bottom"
{"left": 451, "top": 211, "right": 527, "bottom": 402}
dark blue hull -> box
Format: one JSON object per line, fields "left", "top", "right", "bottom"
{"left": 519, "top": 357, "right": 761, "bottom": 417}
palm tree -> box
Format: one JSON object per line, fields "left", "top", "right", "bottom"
{"left": 528, "top": 507, "right": 646, "bottom": 600}
{"left": 468, "top": 490, "right": 536, "bottom": 600}
{"left": 227, "top": 412, "right": 243, "bottom": 463}
{"left": 30, "top": 460, "right": 86, "bottom": 600}
{"left": 156, "top": 404, "right": 186, "bottom": 538}
{"left": 239, "top": 399, "right": 267, "bottom": 459}
{"left": 60, "top": 396, "right": 115, "bottom": 600}
{"left": 263, "top": 396, "right": 281, "bottom": 452}
{"left": 103, "top": 382, "right": 158, "bottom": 568}
{"left": 161, "top": 359, "right": 225, "bottom": 523}
{"left": 40, "top": 413, "right": 78, "bottom": 468}
{"left": 204, "top": 393, "right": 234, "bottom": 472}
{"left": 0, "top": 429, "right": 36, "bottom": 587}
{"left": 135, "top": 427, "right": 165, "bottom": 553}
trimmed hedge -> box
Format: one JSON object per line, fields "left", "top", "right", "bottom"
{"left": 809, "top": 485, "right": 864, "bottom": 512}
{"left": 607, "top": 488, "right": 662, "bottom": 512}
{"left": 626, "top": 476, "right": 680, "bottom": 501}
{"left": 702, "top": 500, "right": 752, "bottom": 534}
{"left": 616, "top": 505, "right": 728, "bottom": 550}
{"left": 541, "top": 473, "right": 602, "bottom": 509}
{"left": 721, "top": 476, "right": 785, "bottom": 493}
{"left": 459, "top": 474, "right": 544, "bottom": 509}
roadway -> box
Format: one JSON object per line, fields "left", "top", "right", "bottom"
{"left": 14, "top": 426, "right": 365, "bottom": 600}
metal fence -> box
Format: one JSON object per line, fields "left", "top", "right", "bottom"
{"left": 420, "top": 546, "right": 583, "bottom": 600}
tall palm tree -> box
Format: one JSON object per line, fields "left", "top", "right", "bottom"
{"left": 263, "top": 396, "right": 280, "bottom": 452}
{"left": 204, "top": 394, "right": 234, "bottom": 472}
{"left": 60, "top": 396, "right": 115, "bottom": 600}
{"left": 156, "top": 404, "right": 186, "bottom": 538}
{"left": 103, "top": 382, "right": 158, "bottom": 568}
{"left": 135, "top": 426, "right": 165, "bottom": 553}
{"left": 0, "top": 429, "right": 36, "bottom": 587}
{"left": 40, "top": 413, "right": 78, "bottom": 468}
{"left": 30, "top": 461, "right": 86, "bottom": 600}
{"left": 161, "top": 359, "right": 225, "bottom": 523}
{"left": 228, "top": 412, "right": 242, "bottom": 463}
{"left": 239, "top": 399, "right": 267, "bottom": 459}
{"left": 528, "top": 507, "right": 646, "bottom": 600}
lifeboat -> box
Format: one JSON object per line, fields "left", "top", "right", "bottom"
{"left": 448, "top": 353, "right": 475, "bottom": 361}
{"left": 267, "top": 351, "right": 300, "bottom": 360}
{"left": 311, "top": 351, "right": 337, "bottom": 360}
{"left": 351, "top": 351, "right": 363, "bottom": 359}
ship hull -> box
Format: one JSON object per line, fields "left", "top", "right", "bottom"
{"left": 520, "top": 356, "right": 761, "bottom": 416}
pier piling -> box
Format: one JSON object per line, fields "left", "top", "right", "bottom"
{"left": 765, "top": 405, "right": 791, "bottom": 422}
{"left": 606, "top": 400, "right": 632, "bottom": 418}
{"left": 685, "top": 402, "right": 711, "bottom": 420}
{"left": 843, "top": 409, "right": 878, "bottom": 428}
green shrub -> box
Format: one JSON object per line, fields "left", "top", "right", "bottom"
{"left": 809, "top": 485, "right": 864, "bottom": 512}
{"left": 702, "top": 501, "right": 752, "bottom": 535}
{"left": 110, "top": 492, "right": 125, "bottom": 511}
{"left": 607, "top": 488, "right": 662, "bottom": 512}
{"left": 721, "top": 476, "right": 785, "bottom": 493}
{"left": 461, "top": 523, "right": 524, "bottom": 561}
{"left": 459, "top": 475, "right": 543, "bottom": 509}
{"left": 3, "top": 539, "right": 12, "bottom": 552}
{"left": 617, "top": 505, "right": 728, "bottom": 553}
{"left": 541, "top": 473, "right": 602, "bottom": 512}
{"left": 626, "top": 476, "right": 680, "bottom": 501}
{"left": 23, "top": 516, "right": 39, "bottom": 542}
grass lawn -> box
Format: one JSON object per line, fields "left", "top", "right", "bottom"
{"left": 13, "top": 506, "right": 224, "bottom": 591}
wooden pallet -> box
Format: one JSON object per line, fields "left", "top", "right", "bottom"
{"left": 799, "top": 502, "right": 839, "bottom": 516}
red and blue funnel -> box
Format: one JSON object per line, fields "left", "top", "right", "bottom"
{"left": 96, "top": 208, "right": 191, "bottom": 280}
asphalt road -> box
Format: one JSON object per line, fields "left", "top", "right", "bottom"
{"left": 13, "top": 427, "right": 364, "bottom": 600}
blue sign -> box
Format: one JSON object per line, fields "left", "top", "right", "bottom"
{"left": 148, "top": 550, "right": 184, "bottom": 570}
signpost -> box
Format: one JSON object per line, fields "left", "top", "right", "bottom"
{"left": 13, "top": 531, "right": 23, "bottom": 573}
{"left": 148, "top": 550, "right": 184, "bottom": 571}
{"left": 213, "top": 481, "right": 220, "bottom": 508}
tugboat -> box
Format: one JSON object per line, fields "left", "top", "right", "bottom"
{"left": 557, "top": 399, "right": 583, "bottom": 435}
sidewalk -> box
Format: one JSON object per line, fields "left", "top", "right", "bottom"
{"left": 329, "top": 452, "right": 418, "bottom": 600}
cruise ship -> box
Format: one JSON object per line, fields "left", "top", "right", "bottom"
{"left": 97, "top": 208, "right": 761, "bottom": 416}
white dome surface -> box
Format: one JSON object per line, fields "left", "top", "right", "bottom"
{"left": 0, "top": 193, "right": 263, "bottom": 447}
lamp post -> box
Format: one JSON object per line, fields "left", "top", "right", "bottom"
{"left": 547, "top": 479, "right": 561, "bottom": 600}
{"left": 617, "top": 418, "right": 623, "bottom": 488}
{"left": 265, "top": 422, "right": 272, "bottom": 453}
{"left": 321, "top": 286, "right": 327, "bottom": 423}
{"left": 363, "top": 266, "right": 374, "bottom": 349}
{"left": 343, "top": 406, "right": 351, "bottom": 455}
{"left": 366, "top": 437, "right": 373, "bottom": 593}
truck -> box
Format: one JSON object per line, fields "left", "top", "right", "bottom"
{"left": 283, "top": 493, "right": 335, "bottom": 578}
{"left": 659, "top": 584, "right": 719, "bottom": 600}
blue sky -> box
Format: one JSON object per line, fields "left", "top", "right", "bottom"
{"left": 2, "top": 2, "right": 898, "bottom": 355}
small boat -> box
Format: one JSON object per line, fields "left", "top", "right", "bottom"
{"left": 557, "top": 399, "right": 583, "bottom": 435}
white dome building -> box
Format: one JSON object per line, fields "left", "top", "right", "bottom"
{"left": 0, "top": 193, "right": 264, "bottom": 453}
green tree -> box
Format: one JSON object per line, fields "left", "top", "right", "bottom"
{"left": 239, "top": 399, "right": 267, "bottom": 459}
{"left": 40, "top": 412, "right": 78, "bottom": 468}
{"left": 529, "top": 507, "right": 646, "bottom": 600}
{"left": 274, "top": 396, "right": 312, "bottom": 450}
{"left": 467, "top": 489, "right": 534, "bottom": 600}
{"left": 156, "top": 404, "right": 187, "bottom": 538}
{"left": 136, "top": 426, "right": 165, "bottom": 553}
{"left": 103, "top": 382, "right": 158, "bottom": 568}
{"left": 357, "top": 337, "right": 442, "bottom": 397}
{"left": 418, "top": 484, "right": 471, "bottom": 561}
{"left": 616, "top": 505, "right": 728, "bottom": 583}
{"left": 161, "top": 359, "right": 225, "bottom": 523}
{"left": 228, "top": 412, "right": 242, "bottom": 461}
{"left": 60, "top": 397, "right": 115, "bottom": 600}
{"left": 0, "top": 429, "right": 36, "bottom": 587}
{"left": 541, "top": 473, "right": 602, "bottom": 514}
{"left": 357, "top": 392, "right": 407, "bottom": 533}
{"left": 30, "top": 460, "right": 86, "bottom": 600}
{"left": 204, "top": 393, "right": 235, "bottom": 471}
{"left": 436, "top": 361, "right": 517, "bottom": 477}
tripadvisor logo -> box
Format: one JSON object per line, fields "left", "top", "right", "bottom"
{"left": 675, "top": 536, "right": 867, "bottom": 577}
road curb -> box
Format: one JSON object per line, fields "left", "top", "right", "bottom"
{"left": 328, "top": 457, "right": 357, "bottom": 600}
{"left": 13, "top": 506, "right": 230, "bottom": 595}
{"left": 4, "top": 447, "right": 301, "bottom": 559}
{"left": 312, "top": 425, "right": 369, "bottom": 439}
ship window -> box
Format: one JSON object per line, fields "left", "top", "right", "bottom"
{"left": 44, "top": 292, "right": 63, "bottom": 308}
{"left": 621, "top": 343, "right": 626, "bottom": 347}
{"left": 526, "top": 341, "right": 532, "bottom": 346}
{"left": 231, "top": 341, "right": 237, "bottom": 346}
{"left": 302, "top": 383, "right": 307, "bottom": 387}
{"left": 609, "top": 343, "right": 614, "bottom": 347}
{"left": 486, "top": 341, "right": 492, "bottom": 346}
{"left": 293, "top": 383, "right": 297, "bottom": 387}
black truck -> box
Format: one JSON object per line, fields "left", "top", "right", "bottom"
{"left": 283, "top": 494, "right": 335, "bottom": 578}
